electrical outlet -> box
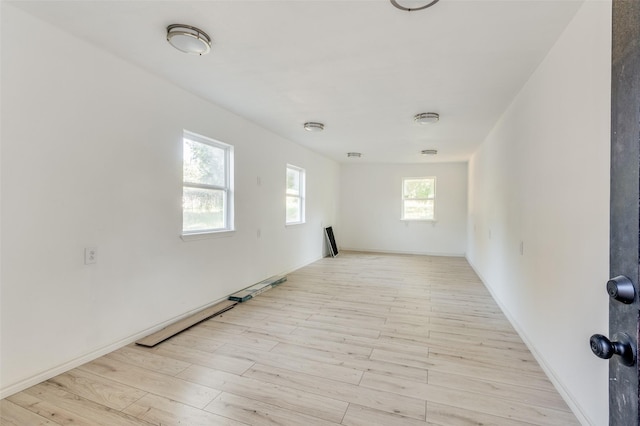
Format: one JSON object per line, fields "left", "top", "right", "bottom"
{"left": 257, "top": 229, "right": 261, "bottom": 239}
{"left": 520, "top": 241, "right": 524, "bottom": 256}
{"left": 85, "top": 247, "right": 97, "bottom": 265}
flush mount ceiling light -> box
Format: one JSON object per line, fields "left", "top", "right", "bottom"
{"left": 390, "top": 0, "right": 439, "bottom": 12}
{"left": 414, "top": 112, "right": 440, "bottom": 124}
{"left": 347, "top": 152, "right": 362, "bottom": 158}
{"left": 421, "top": 149, "right": 438, "bottom": 156}
{"left": 166, "top": 24, "right": 211, "bottom": 55}
{"left": 303, "top": 122, "right": 324, "bottom": 132}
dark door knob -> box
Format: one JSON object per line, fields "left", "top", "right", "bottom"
{"left": 590, "top": 333, "right": 635, "bottom": 366}
{"left": 606, "top": 275, "right": 635, "bottom": 304}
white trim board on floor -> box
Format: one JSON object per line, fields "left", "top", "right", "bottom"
{"left": 0, "top": 255, "right": 325, "bottom": 399}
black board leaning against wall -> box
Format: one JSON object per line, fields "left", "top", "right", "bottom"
{"left": 325, "top": 226, "right": 339, "bottom": 257}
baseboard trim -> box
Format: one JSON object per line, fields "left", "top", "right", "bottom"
{"left": 465, "top": 257, "right": 591, "bottom": 426}
{"left": 0, "top": 253, "right": 329, "bottom": 400}
{"left": 341, "top": 247, "right": 465, "bottom": 258}
{"left": 0, "top": 294, "right": 236, "bottom": 399}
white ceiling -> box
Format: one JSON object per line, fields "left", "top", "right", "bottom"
{"left": 11, "top": 0, "right": 583, "bottom": 163}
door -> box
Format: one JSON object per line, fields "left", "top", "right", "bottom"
{"left": 589, "top": 1, "right": 640, "bottom": 424}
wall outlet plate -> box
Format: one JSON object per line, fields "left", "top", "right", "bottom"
{"left": 85, "top": 247, "right": 97, "bottom": 265}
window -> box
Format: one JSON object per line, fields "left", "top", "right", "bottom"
{"left": 182, "top": 131, "right": 234, "bottom": 234}
{"left": 286, "top": 165, "right": 305, "bottom": 224}
{"left": 402, "top": 177, "right": 436, "bottom": 220}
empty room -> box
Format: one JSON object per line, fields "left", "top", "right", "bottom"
{"left": 1, "top": 0, "right": 632, "bottom": 425}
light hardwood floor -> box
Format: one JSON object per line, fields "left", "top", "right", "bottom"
{"left": 1, "top": 252, "right": 579, "bottom": 425}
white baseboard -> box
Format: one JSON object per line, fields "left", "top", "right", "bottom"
{"left": 0, "top": 294, "right": 233, "bottom": 399}
{"left": 0, "top": 254, "right": 329, "bottom": 400}
{"left": 278, "top": 254, "right": 325, "bottom": 277}
{"left": 465, "top": 257, "right": 591, "bottom": 426}
{"left": 341, "top": 247, "right": 465, "bottom": 257}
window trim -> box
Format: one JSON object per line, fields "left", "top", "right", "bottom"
{"left": 181, "top": 130, "right": 234, "bottom": 237}
{"left": 401, "top": 176, "right": 436, "bottom": 221}
{"left": 286, "top": 164, "right": 306, "bottom": 225}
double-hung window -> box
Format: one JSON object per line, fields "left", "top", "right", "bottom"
{"left": 402, "top": 177, "right": 436, "bottom": 220}
{"left": 286, "top": 165, "right": 305, "bottom": 225}
{"left": 182, "top": 131, "right": 234, "bottom": 234}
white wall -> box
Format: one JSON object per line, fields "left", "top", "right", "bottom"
{"left": 467, "top": 2, "right": 611, "bottom": 425}
{"left": 0, "top": 5, "right": 339, "bottom": 396}
{"left": 340, "top": 162, "right": 467, "bottom": 256}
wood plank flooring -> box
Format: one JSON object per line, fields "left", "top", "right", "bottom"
{"left": 1, "top": 252, "right": 579, "bottom": 425}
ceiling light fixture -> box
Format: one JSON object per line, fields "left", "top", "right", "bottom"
{"left": 167, "top": 24, "right": 212, "bottom": 55}
{"left": 303, "top": 122, "right": 324, "bottom": 132}
{"left": 414, "top": 112, "right": 440, "bottom": 124}
{"left": 347, "top": 152, "right": 362, "bottom": 158}
{"left": 390, "top": 0, "right": 440, "bottom": 12}
{"left": 421, "top": 149, "right": 438, "bottom": 156}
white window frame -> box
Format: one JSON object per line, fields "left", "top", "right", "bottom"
{"left": 401, "top": 176, "right": 436, "bottom": 221}
{"left": 181, "top": 130, "right": 234, "bottom": 237}
{"left": 286, "top": 164, "right": 306, "bottom": 225}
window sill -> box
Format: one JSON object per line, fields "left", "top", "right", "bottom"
{"left": 401, "top": 219, "right": 437, "bottom": 223}
{"left": 285, "top": 221, "right": 306, "bottom": 227}
{"left": 180, "top": 230, "right": 236, "bottom": 241}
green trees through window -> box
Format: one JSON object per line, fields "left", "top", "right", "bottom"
{"left": 402, "top": 177, "right": 436, "bottom": 220}
{"left": 286, "top": 165, "right": 305, "bottom": 224}
{"left": 182, "top": 131, "right": 233, "bottom": 233}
